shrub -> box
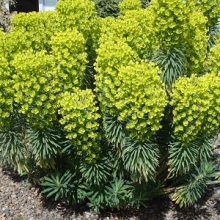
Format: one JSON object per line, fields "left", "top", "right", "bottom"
{"left": 0, "top": 0, "right": 220, "bottom": 211}
{"left": 92, "top": 0, "right": 121, "bottom": 18}
{"left": 91, "top": 0, "right": 151, "bottom": 18}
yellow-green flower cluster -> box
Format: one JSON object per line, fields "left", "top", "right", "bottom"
{"left": 11, "top": 50, "right": 59, "bottom": 127}
{"left": 207, "top": 40, "right": 220, "bottom": 74}
{"left": 171, "top": 73, "right": 220, "bottom": 144}
{"left": 149, "top": 0, "right": 208, "bottom": 74}
{"left": 58, "top": 89, "right": 101, "bottom": 162}
{"left": 98, "top": 16, "right": 116, "bottom": 36}
{"left": 55, "top": 0, "right": 99, "bottom": 53}
{"left": 184, "top": 11, "right": 208, "bottom": 74}
{"left": 10, "top": 11, "right": 58, "bottom": 53}
{"left": 0, "top": 30, "right": 13, "bottom": 61}
{"left": 202, "top": 73, "right": 220, "bottom": 136}
{"left": 95, "top": 37, "right": 140, "bottom": 112}
{"left": 0, "top": 28, "right": 27, "bottom": 61}
{"left": 55, "top": 0, "right": 96, "bottom": 31}
{"left": 194, "top": 0, "right": 220, "bottom": 27}
{"left": 95, "top": 38, "right": 167, "bottom": 140}
{"left": 116, "top": 62, "right": 167, "bottom": 140}
{"left": 119, "top": 0, "right": 142, "bottom": 16}
{"left": 51, "top": 30, "right": 87, "bottom": 90}
{"left": 117, "top": 10, "right": 157, "bottom": 58}
{"left": 120, "top": 9, "right": 158, "bottom": 57}
{"left": 149, "top": 0, "right": 189, "bottom": 48}
{"left": 0, "top": 56, "right": 13, "bottom": 130}
{"left": 99, "top": 8, "right": 157, "bottom": 59}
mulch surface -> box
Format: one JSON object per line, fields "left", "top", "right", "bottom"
{"left": 0, "top": 166, "right": 220, "bottom": 220}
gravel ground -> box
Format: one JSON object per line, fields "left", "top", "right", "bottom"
{"left": 0, "top": 137, "right": 220, "bottom": 220}
{"left": 1, "top": 167, "right": 220, "bottom": 220}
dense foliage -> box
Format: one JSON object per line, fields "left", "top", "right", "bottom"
{"left": 0, "top": 0, "right": 220, "bottom": 210}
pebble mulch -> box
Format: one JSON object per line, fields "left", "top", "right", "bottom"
{"left": 1, "top": 166, "right": 220, "bottom": 220}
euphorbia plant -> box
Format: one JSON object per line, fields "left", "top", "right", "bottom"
{"left": 0, "top": 0, "right": 220, "bottom": 210}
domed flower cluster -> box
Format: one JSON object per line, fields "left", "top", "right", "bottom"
{"left": 194, "top": 0, "right": 220, "bottom": 27}
{"left": 184, "top": 11, "right": 208, "bottom": 75}
{"left": 58, "top": 88, "right": 101, "bottom": 162}
{"left": 171, "top": 73, "right": 220, "bottom": 144}
{"left": 11, "top": 50, "right": 58, "bottom": 127}
{"left": 55, "top": 0, "right": 99, "bottom": 54}
{"left": 95, "top": 37, "right": 139, "bottom": 113}
{"left": 201, "top": 73, "right": 220, "bottom": 137}
{"left": 149, "top": 0, "right": 208, "bottom": 75}
{"left": 149, "top": 0, "right": 190, "bottom": 48}
{"left": 55, "top": 0, "right": 96, "bottom": 32}
{"left": 0, "top": 56, "right": 13, "bottom": 130}
{"left": 99, "top": 7, "right": 158, "bottom": 59}
{"left": 51, "top": 30, "right": 87, "bottom": 90}
{"left": 95, "top": 36, "right": 167, "bottom": 141}
{"left": 119, "top": 0, "right": 142, "bottom": 15}
{"left": 207, "top": 41, "right": 220, "bottom": 74}
{"left": 10, "top": 11, "right": 58, "bottom": 53}
{"left": 115, "top": 61, "right": 167, "bottom": 140}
